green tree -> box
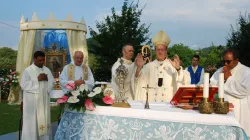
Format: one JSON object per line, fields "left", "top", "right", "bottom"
{"left": 167, "top": 43, "right": 195, "bottom": 68}
{"left": 227, "top": 13, "right": 250, "bottom": 67}
{"left": 89, "top": 0, "right": 151, "bottom": 81}
{"left": 198, "top": 45, "right": 225, "bottom": 67}
{"left": 87, "top": 38, "right": 102, "bottom": 76}
{"left": 0, "top": 47, "right": 17, "bottom": 68}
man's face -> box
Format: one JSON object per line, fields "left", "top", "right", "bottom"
{"left": 222, "top": 52, "right": 238, "bottom": 70}
{"left": 155, "top": 44, "right": 167, "bottom": 61}
{"left": 123, "top": 45, "right": 134, "bottom": 60}
{"left": 34, "top": 56, "right": 45, "bottom": 68}
{"left": 74, "top": 52, "right": 84, "bottom": 66}
{"left": 192, "top": 57, "right": 199, "bottom": 67}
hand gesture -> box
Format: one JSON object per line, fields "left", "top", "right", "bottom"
{"left": 38, "top": 73, "right": 48, "bottom": 81}
{"left": 222, "top": 66, "right": 232, "bottom": 80}
{"left": 168, "top": 54, "right": 181, "bottom": 70}
{"left": 135, "top": 53, "right": 147, "bottom": 68}
{"left": 74, "top": 80, "right": 85, "bottom": 86}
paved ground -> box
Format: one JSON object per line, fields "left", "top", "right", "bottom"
{"left": 0, "top": 122, "right": 58, "bottom": 140}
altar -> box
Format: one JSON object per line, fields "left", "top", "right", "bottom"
{"left": 55, "top": 101, "right": 248, "bottom": 140}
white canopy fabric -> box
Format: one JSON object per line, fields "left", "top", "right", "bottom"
{"left": 8, "top": 13, "right": 88, "bottom": 105}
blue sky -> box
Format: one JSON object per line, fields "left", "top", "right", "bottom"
{"left": 1, "top": 0, "right": 250, "bottom": 50}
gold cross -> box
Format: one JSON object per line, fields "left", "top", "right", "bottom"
{"left": 40, "top": 125, "right": 45, "bottom": 130}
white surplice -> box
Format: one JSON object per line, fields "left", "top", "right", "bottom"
{"left": 210, "top": 62, "right": 250, "bottom": 137}
{"left": 135, "top": 59, "right": 184, "bottom": 102}
{"left": 59, "top": 62, "right": 95, "bottom": 93}
{"left": 21, "top": 64, "right": 54, "bottom": 140}
{"left": 111, "top": 58, "right": 136, "bottom": 100}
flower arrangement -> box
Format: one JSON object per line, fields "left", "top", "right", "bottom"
{"left": 0, "top": 68, "right": 19, "bottom": 99}
{"left": 56, "top": 83, "right": 114, "bottom": 112}
{"left": 0, "top": 69, "right": 19, "bottom": 88}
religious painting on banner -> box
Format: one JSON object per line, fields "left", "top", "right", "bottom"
{"left": 45, "top": 54, "right": 66, "bottom": 78}
{"left": 42, "top": 45, "right": 67, "bottom": 89}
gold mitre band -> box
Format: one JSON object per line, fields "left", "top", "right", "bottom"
{"left": 152, "top": 30, "right": 171, "bottom": 47}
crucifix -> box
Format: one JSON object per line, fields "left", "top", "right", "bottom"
{"left": 142, "top": 84, "right": 155, "bottom": 109}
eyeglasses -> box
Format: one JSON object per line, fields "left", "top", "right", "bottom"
{"left": 222, "top": 60, "right": 233, "bottom": 64}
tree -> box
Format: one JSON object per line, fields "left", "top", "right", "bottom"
{"left": 203, "top": 45, "right": 224, "bottom": 68}
{"left": 0, "top": 47, "right": 17, "bottom": 68}
{"left": 227, "top": 13, "right": 250, "bottom": 67}
{"left": 88, "top": 0, "right": 150, "bottom": 81}
{"left": 87, "top": 38, "right": 102, "bottom": 76}
{"left": 167, "top": 43, "right": 195, "bottom": 68}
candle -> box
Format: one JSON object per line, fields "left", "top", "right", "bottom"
{"left": 203, "top": 73, "right": 209, "bottom": 98}
{"left": 218, "top": 73, "right": 224, "bottom": 98}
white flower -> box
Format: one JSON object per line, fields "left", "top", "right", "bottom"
{"left": 16, "top": 76, "right": 19, "bottom": 78}
{"left": 67, "top": 96, "right": 79, "bottom": 103}
{"left": 104, "top": 87, "right": 115, "bottom": 100}
{"left": 71, "top": 90, "right": 80, "bottom": 97}
{"left": 88, "top": 92, "right": 96, "bottom": 97}
{"left": 79, "top": 84, "right": 88, "bottom": 91}
{"left": 87, "top": 87, "right": 102, "bottom": 98}
{"left": 93, "top": 87, "right": 102, "bottom": 94}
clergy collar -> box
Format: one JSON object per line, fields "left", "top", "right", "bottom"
{"left": 120, "top": 57, "right": 133, "bottom": 65}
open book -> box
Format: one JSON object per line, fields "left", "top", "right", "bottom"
{"left": 170, "top": 85, "right": 218, "bottom": 106}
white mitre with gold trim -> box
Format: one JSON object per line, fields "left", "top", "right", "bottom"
{"left": 152, "top": 30, "right": 171, "bottom": 47}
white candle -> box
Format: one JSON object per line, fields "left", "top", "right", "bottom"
{"left": 203, "top": 73, "right": 209, "bottom": 98}
{"left": 218, "top": 73, "right": 224, "bottom": 98}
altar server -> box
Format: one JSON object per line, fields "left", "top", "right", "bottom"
{"left": 21, "top": 51, "right": 54, "bottom": 140}
{"left": 186, "top": 54, "right": 204, "bottom": 85}
{"left": 210, "top": 48, "right": 250, "bottom": 137}
{"left": 111, "top": 44, "right": 136, "bottom": 100}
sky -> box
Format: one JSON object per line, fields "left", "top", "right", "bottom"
{"left": 0, "top": 0, "right": 250, "bottom": 50}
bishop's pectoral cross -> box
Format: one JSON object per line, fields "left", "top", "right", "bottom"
{"left": 142, "top": 84, "right": 155, "bottom": 109}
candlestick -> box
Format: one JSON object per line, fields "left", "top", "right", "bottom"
{"left": 203, "top": 73, "right": 209, "bottom": 98}
{"left": 218, "top": 73, "right": 224, "bottom": 98}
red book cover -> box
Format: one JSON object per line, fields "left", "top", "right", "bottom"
{"left": 170, "top": 85, "right": 218, "bottom": 106}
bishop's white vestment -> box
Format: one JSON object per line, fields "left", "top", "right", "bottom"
{"left": 135, "top": 59, "right": 184, "bottom": 102}
{"left": 210, "top": 62, "right": 250, "bottom": 137}
{"left": 59, "top": 62, "right": 95, "bottom": 93}
{"left": 111, "top": 58, "right": 135, "bottom": 100}
{"left": 21, "top": 64, "right": 54, "bottom": 140}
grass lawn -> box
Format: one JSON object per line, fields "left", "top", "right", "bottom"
{"left": 0, "top": 100, "right": 60, "bottom": 136}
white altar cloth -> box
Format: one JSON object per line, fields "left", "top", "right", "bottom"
{"left": 81, "top": 100, "right": 240, "bottom": 127}
{"left": 56, "top": 100, "right": 248, "bottom": 140}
